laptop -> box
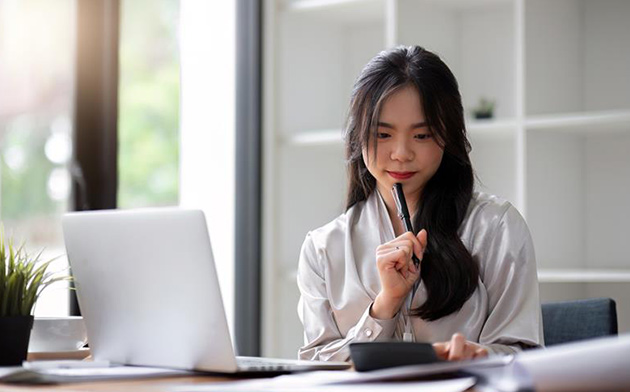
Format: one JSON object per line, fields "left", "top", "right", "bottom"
{"left": 62, "top": 208, "right": 349, "bottom": 374}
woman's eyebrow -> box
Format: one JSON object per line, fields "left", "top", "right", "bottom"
{"left": 411, "top": 121, "right": 428, "bottom": 129}
{"left": 377, "top": 121, "right": 428, "bottom": 129}
{"left": 376, "top": 121, "right": 395, "bottom": 129}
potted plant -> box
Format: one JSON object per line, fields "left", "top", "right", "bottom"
{"left": 0, "top": 229, "right": 69, "bottom": 366}
{"left": 472, "top": 97, "right": 496, "bottom": 119}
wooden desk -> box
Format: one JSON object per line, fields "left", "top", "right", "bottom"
{"left": 0, "top": 374, "right": 239, "bottom": 392}
{"left": 3, "top": 353, "right": 242, "bottom": 392}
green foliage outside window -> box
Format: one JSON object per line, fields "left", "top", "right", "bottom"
{"left": 1, "top": 126, "right": 57, "bottom": 221}
{"left": 117, "top": 0, "right": 180, "bottom": 208}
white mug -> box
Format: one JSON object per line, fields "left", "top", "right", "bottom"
{"left": 28, "top": 316, "right": 88, "bottom": 352}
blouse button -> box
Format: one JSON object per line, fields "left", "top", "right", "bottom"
{"left": 365, "top": 329, "right": 373, "bottom": 337}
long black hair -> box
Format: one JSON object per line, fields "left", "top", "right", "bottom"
{"left": 344, "top": 46, "right": 478, "bottom": 321}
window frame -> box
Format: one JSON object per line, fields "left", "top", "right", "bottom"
{"left": 235, "top": 0, "right": 263, "bottom": 356}
{"left": 70, "top": 0, "right": 120, "bottom": 315}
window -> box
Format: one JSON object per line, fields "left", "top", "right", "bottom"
{"left": 0, "top": 0, "right": 76, "bottom": 316}
{"left": 118, "top": 0, "right": 180, "bottom": 208}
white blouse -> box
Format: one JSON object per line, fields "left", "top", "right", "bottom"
{"left": 297, "top": 190, "right": 544, "bottom": 362}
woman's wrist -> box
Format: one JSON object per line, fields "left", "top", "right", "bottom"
{"left": 371, "top": 293, "right": 406, "bottom": 320}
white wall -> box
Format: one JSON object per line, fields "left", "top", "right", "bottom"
{"left": 179, "top": 0, "right": 236, "bottom": 340}
{"left": 525, "top": 0, "right": 582, "bottom": 115}
{"left": 583, "top": 0, "right": 630, "bottom": 111}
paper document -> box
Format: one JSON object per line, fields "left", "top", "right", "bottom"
{"left": 0, "top": 365, "right": 192, "bottom": 384}
{"left": 516, "top": 334, "right": 630, "bottom": 392}
{"left": 174, "top": 354, "right": 510, "bottom": 392}
{"left": 173, "top": 374, "right": 476, "bottom": 392}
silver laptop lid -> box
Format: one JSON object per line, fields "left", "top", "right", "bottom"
{"left": 62, "top": 208, "right": 238, "bottom": 372}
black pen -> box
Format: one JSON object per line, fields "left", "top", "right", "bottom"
{"left": 391, "top": 183, "right": 421, "bottom": 268}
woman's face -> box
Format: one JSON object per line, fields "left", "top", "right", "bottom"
{"left": 363, "top": 85, "right": 444, "bottom": 203}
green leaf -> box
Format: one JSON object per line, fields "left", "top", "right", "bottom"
{"left": 0, "top": 228, "right": 71, "bottom": 316}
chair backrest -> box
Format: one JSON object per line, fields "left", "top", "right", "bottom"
{"left": 542, "top": 298, "right": 618, "bottom": 346}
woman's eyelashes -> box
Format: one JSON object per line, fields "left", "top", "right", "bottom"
{"left": 414, "top": 133, "right": 432, "bottom": 140}
{"left": 376, "top": 131, "right": 432, "bottom": 140}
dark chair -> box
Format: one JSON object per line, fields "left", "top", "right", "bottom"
{"left": 541, "top": 298, "right": 618, "bottom": 346}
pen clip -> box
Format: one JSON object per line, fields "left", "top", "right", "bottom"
{"left": 391, "top": 183, "right": 407, "bottom": 219}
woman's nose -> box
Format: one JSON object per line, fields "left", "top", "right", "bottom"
{"left": 390, "top": 139, "right": 414, "bottom": 161}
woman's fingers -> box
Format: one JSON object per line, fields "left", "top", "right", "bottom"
{"left": 398, "top": 229, "right": 427, "bottom": 264}
{"left": 377, "top": 242, "right": 413, "bottom": 269}
{"left": 376, "top": 247, "right": 409, "bottom": 276}
{"left": 408, "top": 260, "right": 419, "bottom": 274}
{"left": 447, "top": 333, "right": 466, "bottom": 361}
{"left": 397, "top": 252, "right": 410, "bottom": 277}
{"left": 432, "top": 342, "right": 448, "bottom": 360}
{"left": 473, "top": 346, "right": 489, "bottom": 359}
{"left": 401, "top": 231, "right": 423, "bottom": 258}
{"left": 375, "top": 231, "right": 425, "bottom": 289}
{"left": 376, "top": 239, "right": 413, "bottom": 256}
{"left": 378, "top": 231, "right": 427, "bottom": 261}
{"left": 417, "top": 229, "right": 428, "bottom": 258}
{"left": 406, "top": 259, "right": 420, "bottom": 283}
{"left": 432, "top": 334, "right": 488, "bottom": 361}
{"left": 396, "top": 230, "right": 426, "bottom": 260}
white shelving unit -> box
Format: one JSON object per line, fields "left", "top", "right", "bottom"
{"left": 263, "top": 0, "right": 630, "bottom": 358}
{"left": 539, "top": 269, "right": 630, "bottom": 284}
{"left": 526, "top": 110, "right": 630, "bottom": 134}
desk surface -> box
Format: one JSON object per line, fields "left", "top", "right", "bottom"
{"left": 0, "top": 375, "right": 237, "bottom": 392}
{"left": 12, "top": 351, "right": 235, "bottom": 391}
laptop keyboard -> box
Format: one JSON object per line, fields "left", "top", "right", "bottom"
{"left": 236, "top": 356, "right": 300, "bottom": 372}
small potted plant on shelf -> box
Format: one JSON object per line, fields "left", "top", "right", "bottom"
{"left": 0, "top": 229, "right": 70, "bottom": 366}
{"left": 472, "top": 97, "right": 496, "bottom": 119}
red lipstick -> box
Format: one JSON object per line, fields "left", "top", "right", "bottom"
{"left": 387, "top": 171, "right": 416, "bottom": 180}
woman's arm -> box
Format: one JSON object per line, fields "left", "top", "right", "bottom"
{"left": 477, "top": 204, "right": 544, "bottom": 352}
{"left": 296, "top": 233, "right": 400, "bottom": 362}
{"left": 431, "top": 204, "right": 543, "bottom": 360}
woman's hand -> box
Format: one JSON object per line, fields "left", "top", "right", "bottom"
{"left": 432, "top": 333, "right": 489, "bottom": 361}
{"left": 370, "top": 230, "right": 427, "bottom": 320}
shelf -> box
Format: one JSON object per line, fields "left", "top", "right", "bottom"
{"left": 286, "top": 268, "right": 630, "bottom": 283}
{"left": 538, "top": 269, "right": 630, "bottom": 283}
{"left": 282, "top": 0, "right": 384, "bottom": 24}
{"left": 283, "top": 118, "right": 517, "bottom": 147}
{"left": 284, "top": 112, "right": 630, "bottom": 145}
{"left": 418, "top": 0, "right": 513, "bottom": 11}
{"left": 467, "top": 118, "right": 517, "bottom": 137}
{"left": 526, "top": 110, "right": 630, "bottom": 134}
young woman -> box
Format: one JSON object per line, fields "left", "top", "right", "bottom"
{"left": 297, "top": 46, "right": 543, "bottom": 362}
